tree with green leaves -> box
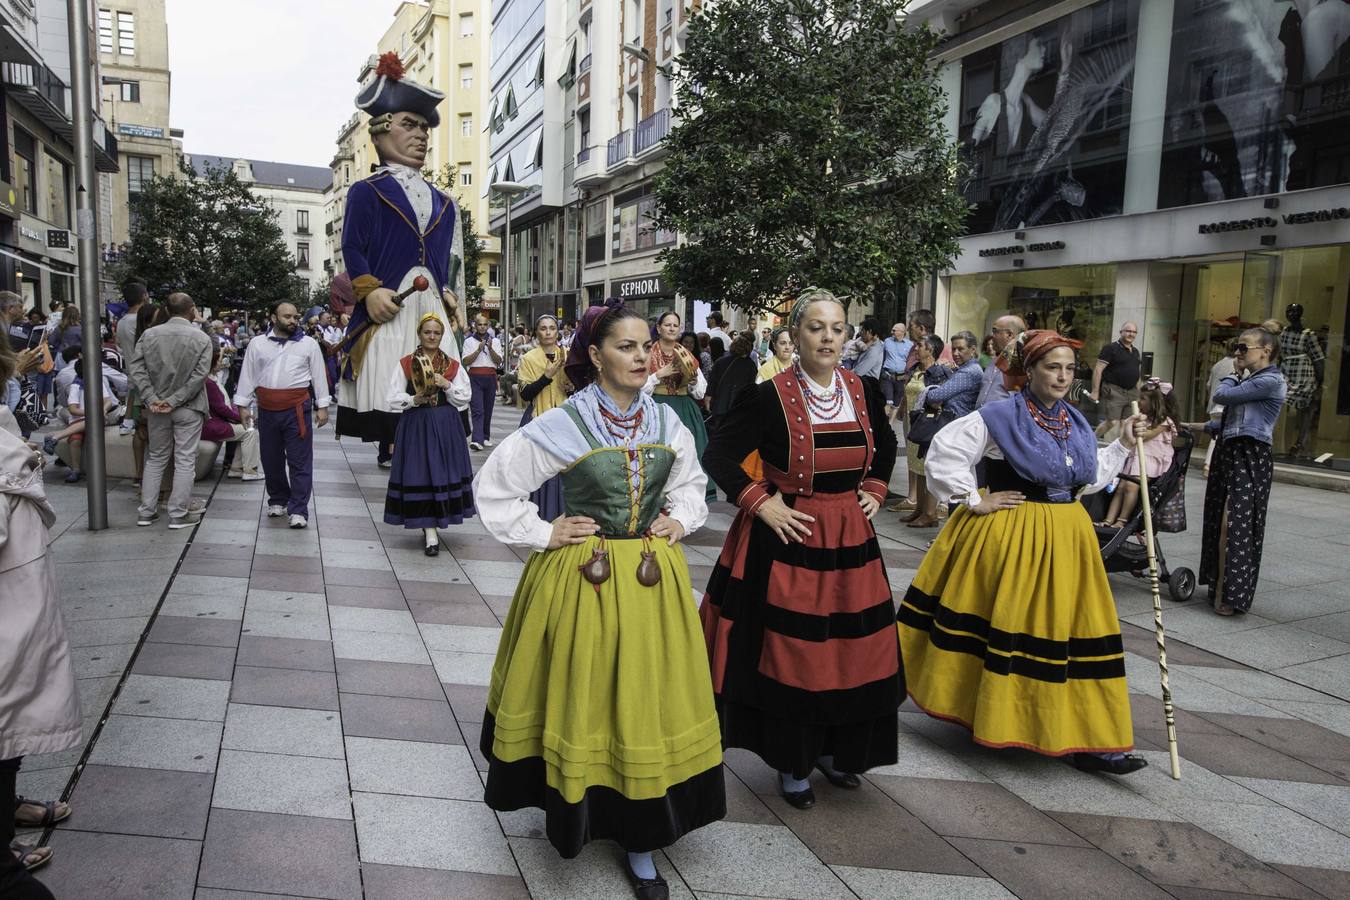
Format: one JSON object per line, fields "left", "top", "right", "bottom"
{"left": 120, "top": 159, "right": 307, "bottom": 313}
{"left": 425, "top": 163, "right": 485, "bottom": 308}
{"left": 654, "top": 0, "right": 968, "bottom": 314}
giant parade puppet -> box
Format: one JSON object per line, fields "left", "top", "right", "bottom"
{"left": 337, "top": 52, "right": 467, "bottom": 459}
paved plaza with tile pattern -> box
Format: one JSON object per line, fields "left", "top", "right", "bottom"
{"left": 17, "top": 399, "right": 1350, "bottom": 899}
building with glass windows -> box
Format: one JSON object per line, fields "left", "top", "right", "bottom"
{"left": 915, "top": 0, "right": 1350, "bottom": 470}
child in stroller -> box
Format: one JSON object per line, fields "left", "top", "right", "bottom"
{"left": 1084, "top": 413, "right": 1197, "bottom": 603}
{"left": 1097, "top": 379, "right": 1179, "bottom": 529}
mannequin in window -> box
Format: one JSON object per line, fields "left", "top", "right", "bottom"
{"left": 1278, "top": 303, "right": 1324, "bottom": 456}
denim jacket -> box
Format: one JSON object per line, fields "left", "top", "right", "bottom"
{"left": 1206, "top": 365, "right": 1287, "bottom": 445}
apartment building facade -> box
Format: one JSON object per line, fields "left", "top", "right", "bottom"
{"left": 96, "top": 0, "right": 176, "bottom": 248}
{"left": 187, "top": 154, "right": 330, "bottom": 297}
{"left": 1, "top": 0, "right": 120, "bottom": 313}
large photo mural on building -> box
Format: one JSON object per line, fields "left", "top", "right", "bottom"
{"left": 959, "top": 0, "right": 1140, "bottom": 234}
{"left": 1160, "top": 0, "right": 1350, "bottom": 208}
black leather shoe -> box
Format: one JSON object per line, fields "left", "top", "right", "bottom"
{"left": 624, "top": 863, "right": 669, "bottom": 900}
{"left": 1071, "top": 753, "right": 1148, "bottom": 775}
{"left": 779, "top": 782, "right": 816, "bottom": 809}
{"left": 815, "top": 763, "right": 861, "bottom": 789}
{"left": 424, "top": 542, "right": 439, "bottom": 557}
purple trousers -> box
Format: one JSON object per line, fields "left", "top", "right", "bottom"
{"left": 469, "top": 373, "right": 496, "bottom": 443}
{"left": 258, "top": 401, "right": 313, "bottom": 517}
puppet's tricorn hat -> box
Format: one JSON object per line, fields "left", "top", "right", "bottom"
{"left": 356, "top": 52, "right": 445, "bottom": 128}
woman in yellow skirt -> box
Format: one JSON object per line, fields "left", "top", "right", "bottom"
{"left": 897, "top": 330, "right": 1150, "bottom": 775}
{"left": 473, "top": 302, "right": 723, "bottom": 900}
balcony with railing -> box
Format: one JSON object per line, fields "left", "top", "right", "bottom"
{"left": 607, "top": 130, "right": 632, "bottom": 168}
{"left": 578, "top": 146, "right": 591, "bottom": 165}
{"left": 2, "top": 60, "right": 68, "bottom": 128}
{"left": 633, "top": 108, "right": 672, "bottom": 156}
{"left": 579, "top": 53, "right": 591, "bottom": 74}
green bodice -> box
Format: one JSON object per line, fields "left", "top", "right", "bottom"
{"left": 560, "top": 405, "right": 675, "bottom": 536}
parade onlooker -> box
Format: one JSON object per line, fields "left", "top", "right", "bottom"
{"left": 128, "top": 293, "right": 213, "bottom": 528}
{"left": 900, "top": 334, "right": 948, "bottom": 527}
{"left": 705, "top": 330, "right": 757, "bottom": 425}
{"left": 697, "top": 331, "right": 715, "bottom": 374}
{"left": 705, "top": 311, "right": 731, "bottom": 354}
{"left": 918, "top": 330, "right": 982, "bottom": 420}
{"left": 235, "top": 301, "right": 331, "bottom": 529}
{"left": 851, "top": 318, "right": 886, "bottom": 379}
{"left": 976, "top": 315, "right": 1026, "bottom": 409}
{"left": 1200, "top": 326, "right": 1288, "bottom": 616}
{"left": 0, "top": 336, "right": 79, "bottom": 900}
{"left": 42, "top": 359, "right": 120, "bottom": 483}
{"left": 129, "top": 302, "right": 167, "bottom": 483}
{"left": 1202, "top": 339, "right": 1240, "bottom": 477}
{"left": 701, "top": 288, "right": 900, "bottom": 809}
{"left": 203, "top": 347, "right": 262, "bottom": 482}
{"left": 463, "top": 314, "right": 502, "bottom": 451}
{"left": 900, "top": 330, "right": 1149, "bottom": 775}
{"left": 1089, "top": 322, "right": 1141, "bottom": 436}
{"left": 384, "top": 313, "right": 474, "bottom": 554}
{"left": 51, "top": 306, "right": 81, "bottom": 366}
{"left": 880, "top": 322, "right": 912, "bottom": 422}
{"left": 115, "top": 281, "right": 149, "bottom": 362}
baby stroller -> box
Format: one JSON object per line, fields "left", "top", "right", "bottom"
{"left": 1083, "top": 428, "right": 1196, "bottom": 602}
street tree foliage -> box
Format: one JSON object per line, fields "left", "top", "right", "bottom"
{"left": 426, "top": 164, "right": 486, "bottom": 308}
{"left": 121, "top": 159, "right": 307, "bottom": 313}
{"left": 654, "top": 0, "right": 968, "bottom": 313}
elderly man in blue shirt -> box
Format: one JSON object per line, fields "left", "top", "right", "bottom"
{"left": 975, "top": 315, "right": 1026, "bottom": 409}
{"left": 880, "top": 321, "right": 912, "bottom": 422}
{"left": 918, "top": 330, "right": 983, "bottom": 419}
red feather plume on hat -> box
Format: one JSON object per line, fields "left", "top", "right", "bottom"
{"left": 376, "top": 51, "right": 405, "bottom": 81}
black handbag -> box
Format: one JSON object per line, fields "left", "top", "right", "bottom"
{"left": 908, "top": 406, "right": 953, "bottom": 457}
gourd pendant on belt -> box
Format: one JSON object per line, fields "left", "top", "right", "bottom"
{"left": 636, "top": 535, "right": 662, "bottom": 587}
{"left": 579, "top": 537, "right": 611, "bottom": 585}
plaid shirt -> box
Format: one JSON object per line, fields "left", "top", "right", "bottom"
{"left": 1278, "top": 328, "right": 1324, "bottom": 407}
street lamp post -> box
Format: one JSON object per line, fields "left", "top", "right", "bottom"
{"left": 490, "top": 181, "right": 527, "bottom": 342}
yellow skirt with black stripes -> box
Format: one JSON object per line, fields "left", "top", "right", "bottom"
{"left": 896, "top": 502, "right": 1134, "bottom": 755}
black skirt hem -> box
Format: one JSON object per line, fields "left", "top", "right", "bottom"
{"left": 335, "top": 405, "right": 399, "bottom": 444}
{"left": 718, "top": 698, "right": 898, "bottom": 779}
{"left": 480, "top": 713, "right": 726, "bottom": 857}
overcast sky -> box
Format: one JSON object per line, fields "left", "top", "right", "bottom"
{"left": 167, "top": 0, "right": 400, "bottom": 168}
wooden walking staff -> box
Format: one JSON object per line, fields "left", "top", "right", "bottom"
{"left": 1131, "top": 400, "right": 1182, "bottom": 780}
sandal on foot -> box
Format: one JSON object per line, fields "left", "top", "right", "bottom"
{"left": 14, "top": 797, "right": 70, "bottom": 828}
{"left": 906, "top": 515, "right": 939, "bottom": 528}
{"left": 10, "top": 841, "right": 52, "bottom": 872}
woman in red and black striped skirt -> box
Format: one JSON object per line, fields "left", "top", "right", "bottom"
{"left": 700, "top": 289, "right": 901, "bottom": 809}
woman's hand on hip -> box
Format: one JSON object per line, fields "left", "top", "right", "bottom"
{"left": 857, "top": 490, "right": 881, "bottom": 519}
{"left": 547, "top": 515, "right": 599, "bottom": 549}
{"left": 971, "top": 490, "right": 1024, "bottom": 516}
{"left": 649, "top": 513, "right": 685, "bottom": 545}
{"left": 756, "top": 493, "right": 815, "bottom": 544}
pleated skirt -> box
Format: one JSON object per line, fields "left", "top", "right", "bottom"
{"left": 481, "top": 536, "right": 725, "bottom": 857}
{"left": 383, "top": 404, "right": 475, "bottom": 529}
{"left": 701, "top": 490, "right": 902, "bottom": 778}
{"left": 897, "top": 502, "right": 1134, "bottom": 755}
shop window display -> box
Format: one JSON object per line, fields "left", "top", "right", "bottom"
{"left": 947, "top": 264, "right": 1118, "bottom": 415}
{"left": 1174, "top": 245, "right": 1349, "bottom": 469}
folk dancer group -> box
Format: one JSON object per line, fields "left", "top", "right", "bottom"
{"left": 312, "top": 53, "right": 1157, "bottom": 900}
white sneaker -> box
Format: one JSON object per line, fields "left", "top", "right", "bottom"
{"left": 267, "top": 504, "right": 286, "bottom": 517}
{"left": 378, "top": 459, "right": 392, "bottom": 469}
{"left": 288, "top": 514, "right": 308, "bottom": 529}
{"left": 227, "top": 469, "right": 243, "bottom": 479}
{"left": 469, "top": 441, "right": 483, "bottom": 451}
{"left": 241, "top": 472, "right": 265, "bottom": 482}
{"left": 483, "top": 439, "right": 494, "bottom": 447}
{"left": 118, "top": 421, "right": 135, "bottom": 436}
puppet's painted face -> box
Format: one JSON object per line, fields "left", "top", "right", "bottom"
{"left": 374, "top": 112, "right": 430, "bottom": 168}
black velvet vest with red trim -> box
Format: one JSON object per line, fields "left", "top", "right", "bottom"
{"left": 762, "top": 368, "right": 875, "bottom": 498}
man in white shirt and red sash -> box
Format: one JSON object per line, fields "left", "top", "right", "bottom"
{"left": 236, "top": 301, "right": 331, "bottom": 528}
{"left": 461, "top": 313, "right": 502, "bottom": 450}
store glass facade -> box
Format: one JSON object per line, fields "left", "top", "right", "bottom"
{"left": 1171, "top": 244, "right": 1350, "bottom": 466}
{"left": 948, "top": 264, "right": 1120, "bottom": 401}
